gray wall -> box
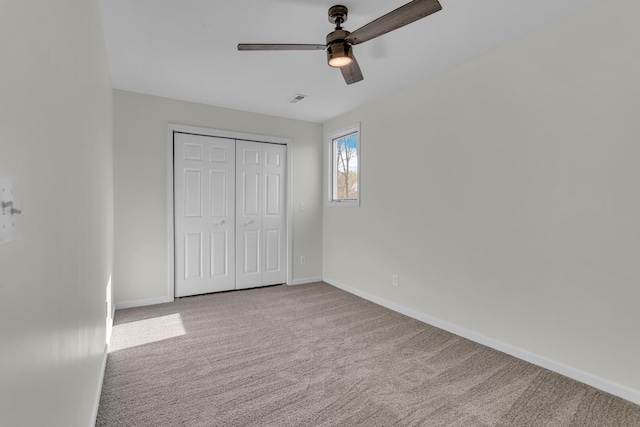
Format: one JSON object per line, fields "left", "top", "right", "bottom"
{"left": 0, "top": 1, "right": 114, "bottom": 425}
{"left": 113, "top": 90, "right": 323, "bottom": 305}
{"left": 323, "top": 0, "right": 640, "bottom": 397}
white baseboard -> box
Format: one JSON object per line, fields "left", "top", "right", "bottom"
{"left": 288, "top": 276, "right": 323, "bottom": 286}
{"left": 324, "top": 277, "right": 640, "bottom": 406}
{"left": 91, "top": 344, "right": 108, "bottom": 427}
{"left": 115, "top": 296, "right": 172, "bottom": 311}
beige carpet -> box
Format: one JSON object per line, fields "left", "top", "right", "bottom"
{"left": 97, "top": 282, "right": 640, "bottom": 426}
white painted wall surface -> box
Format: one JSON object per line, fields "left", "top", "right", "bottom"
{"left": 0, "top": 1, "right": 114, "bottom": 426}
{"left": 323, "top": 0, "right": 640, "bottom": 398}
{"left": 113, "top": 90, "right": 323, "bottom": 305}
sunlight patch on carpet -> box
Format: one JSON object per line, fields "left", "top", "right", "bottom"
{"left": 110, "top": 313, "right": 186, "bottom": 352}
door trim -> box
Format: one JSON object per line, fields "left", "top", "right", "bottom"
{"left": 167, "top": 123, "right": 292, "bottom": 302}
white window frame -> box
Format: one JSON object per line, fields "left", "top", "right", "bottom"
{"left": 326, "top": 123, "right": 361, "bottom": 207}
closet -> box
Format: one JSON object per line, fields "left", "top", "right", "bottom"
{"left": 173, "top": 132, "right": 286, "bottom": 297}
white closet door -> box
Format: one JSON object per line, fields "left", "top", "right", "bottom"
{"left": 174, "top": 133, "right": 235, "bottom": 297}
{"left": 236, "top": 141, "right": 263, "bottom": 290}
{"left": 236, "top": 141, "right": 287, "bottom": 289}
{"left": 261, "top": 143, "right": 287, "bottom": 286}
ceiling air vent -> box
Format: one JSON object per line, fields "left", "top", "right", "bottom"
{"left": 289, "top": 94, "right": 308, "bottom": 103}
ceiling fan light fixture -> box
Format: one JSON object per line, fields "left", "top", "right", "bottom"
{"left": 327, "top": 42, "right": 353, "bottom": 68}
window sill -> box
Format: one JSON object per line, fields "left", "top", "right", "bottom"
{"left": 327, "top": 200, "right": 359, "bottom": 208}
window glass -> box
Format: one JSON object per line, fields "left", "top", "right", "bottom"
{"left": 327, "top": 124, "right": 360, "bottom": 207}
{"left": 332, "top": 132, "right": 358, "bottom": 201}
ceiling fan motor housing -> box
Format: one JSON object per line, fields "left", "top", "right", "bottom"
{"left": 326, "top": 29, "right": 352, "bottom": 68}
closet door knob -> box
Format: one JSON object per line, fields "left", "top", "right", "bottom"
{"left": 245, "top": 220, "right": 254, "bottom": 226}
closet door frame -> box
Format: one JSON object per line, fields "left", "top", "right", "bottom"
{"left": 166, "top": 123, "right": 292, "bottom": 302}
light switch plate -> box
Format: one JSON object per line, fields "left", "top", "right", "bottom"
{"left": 0, "top": 173, "right": 21, "bottom": 245}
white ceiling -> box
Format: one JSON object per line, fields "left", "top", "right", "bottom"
{"left": 99, "top": 0, "right": 601, "bottom": 123}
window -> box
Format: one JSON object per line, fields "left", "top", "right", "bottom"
{"left": 327, "top": 123, "right": 360, "bottom": 207}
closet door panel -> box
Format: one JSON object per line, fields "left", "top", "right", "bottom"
{"left": 236, "top": 141, "right": 263, "bottom": 290}
{"left": 175, "top": 133, "right": 235, "bottom": 297}
{"left": 262, "top": 143, "right": 287, "bottom": 285}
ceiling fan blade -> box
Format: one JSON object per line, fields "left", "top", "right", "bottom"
{"left": 238, "top": 44, "right": 325, "bottom": 51}
{"left": 340, "top": 55, "right": 364, "bottom": 85}
{"left": 345, "top": 0, "right": 442, "bottom": 45}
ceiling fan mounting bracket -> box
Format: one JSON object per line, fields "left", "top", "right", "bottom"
{"left": 328, "top": 5, "right": 348, "bottom": 26}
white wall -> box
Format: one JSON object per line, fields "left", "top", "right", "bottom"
{"left": 113, "top": 90, "right": 323, "bottom": 305}
{"left": 324, "top": 0, "right": 640, "bottom": 400}
{"left": 0, "top": 1, "right": 113, "bottom": 426}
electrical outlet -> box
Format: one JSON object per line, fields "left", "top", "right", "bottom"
{"left": 300, "top": 256, "right": 306, "bottom": 265}
{"left": 392, "top": 274, "right": 399, "bottom": 287}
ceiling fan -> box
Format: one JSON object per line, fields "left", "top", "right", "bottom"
{"left": 238, "top": 0, "right": 442, "bottom": 85}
